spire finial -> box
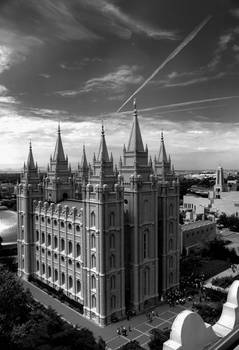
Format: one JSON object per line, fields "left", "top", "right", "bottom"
{"left": 133, "top": 98, "right": 137, "bottom": 110}
{"left": 58, "top": 121, "right": 61, "bottom": 134}
{"left": 29, "top": 139, "right": 32, "bottom": 149}
{"left": 161, "top": 131, "right": 164, "bottom": 142}
{"left": 101, "top": 120, "right": 104, "bottom": 135}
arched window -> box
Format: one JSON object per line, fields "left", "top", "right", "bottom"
{"left": 169, "top": 204, "right": 174, "bottom": 216}
{"left": 69, "top": 276, "right": 73, "bottom": 289}
{"left": 42, "top": 263, "right": 45, "bottom": 275}
{"left": 54, "top": 236, "right": 58, "bottom": 249}
{"left": 143, "top": 268, "right": 150, "bottom": 296}
{"left": 42, "top": 232, "right": 45, "bottom": 244}
{"left": 90, "top": 211, "right": 95, "bottom": 227}
{"left": 68, "top": 241, "right": 73, "bottom": 254}
{"left": 48, "top": 266, "right": 51, "bottom": 278}
{"left": 169, "top": 256, "right": 173, "bottom": 268}
{"left": 36, "top": 230, "right": 39, "bottom": 241}
{"left": 92, "top": 295, "right": 96, "bottom": 308}
{"left": 110, "top": 234, "right": 115, "bottom": 249}
{"left": 91, "top": 254, "right": 96, "bottom": 268}
{"left": 54, "top": 269, "right": 58, "bottom": 281}
{"left": 61, "top": 272, "right": 65, "bottom": 285}
{"left": 91, "top": 234, "right": 96, "bottom": 249}
{"left": 143, "top": 230, "right": 149, "bottom": 259}
{"left": 47, "top": 234, "right": 51, "bottom": 246}
{"left": 76, "top": 243, "right": 81, "bottom": 257}
{"left": 76, "top": 280, "right": 81, "bottom": 293}
{"left": 111, "top": 295, "right": 116, "bottom": 309}
{"left": 110, "top": 275, "right": 116, "bottom": 290}
{"left": 169, "top": 238, "right": 173, "bottom": 251}
{"left": 109, "top": 212, "right": 115, "bottom": 226}
{"left": 91, "top": 275, "right": 96, "bottom": 289}
{"left": 110, "top": 254, "right": 115, "bottom": 268}
{"left": 61, "top": 238, "right": 65, "bottom": 251}
{"left": 36, "top": 260, "right": 39, "bottom": 271}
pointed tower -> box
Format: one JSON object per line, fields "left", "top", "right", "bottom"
{"left": 154, "top": 132, "right": 173, "bottom": 181}
{"left": 17, "top": 142, "right": 42, "bottom": 280}
{"left": 44, "top": 124, "right": 74, "bottom": 202}
{"left": 214, "top": 166, "right": 226, "bottom": 198}
{"left": 119, "top": 99, "right": 151, "bottom": 183}
{"left": 89, "top": 124, "right": 116, "bottom": 188}
{"left": 77, "top": 145, "right": 89, "bottom": 185}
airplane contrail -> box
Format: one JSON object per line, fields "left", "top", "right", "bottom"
{"left": 117, "top": 15, "right": 212, "bottom": 113}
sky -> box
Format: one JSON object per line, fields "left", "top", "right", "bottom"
{"left": 0, "top": 0, "right": 239, "bottom": 170}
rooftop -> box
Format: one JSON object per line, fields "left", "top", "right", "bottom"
{"left": 181, "top": 220, "right": 215, "bottom": 231}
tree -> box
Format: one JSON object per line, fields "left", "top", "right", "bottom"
{"left": 148, "top": 329, "right": 170, "bottom": 350}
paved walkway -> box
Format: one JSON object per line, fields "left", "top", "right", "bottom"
{"left": 23, "top": 280, "right": 191, "bottom": 349}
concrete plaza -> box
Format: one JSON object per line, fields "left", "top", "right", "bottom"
{"left": 23, "top": 280, "right": 191, "bottom": 350}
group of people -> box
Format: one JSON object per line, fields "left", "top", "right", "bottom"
{"left": 116, "top": 325, "right": 132, "bottom": 337}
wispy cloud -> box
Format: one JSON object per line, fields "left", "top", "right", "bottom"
{"left": 56, "top": 65, "right": 143, "bottom": 97}
{"left": 39, "top": 73, "right": 50, "bottom": 79}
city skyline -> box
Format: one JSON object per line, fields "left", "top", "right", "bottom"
{"left": 1, "top": 0, "right": 239, "bottom": 169}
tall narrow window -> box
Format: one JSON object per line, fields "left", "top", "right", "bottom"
{"left": 69, "top": 276, "right": 73, "bottom": 289}
{"left": 109, "top": 212, "right": 115, "bottom": 226}
{"left": 36, "top": 230, "right": 39, "bottom": 241}
{"left": 42, "top": 232, "right": 45, "bottom": 244}
{"left": 143, "top": 200, "right": 149, "bottom": 221}
{"left": 48, "top": 266, "right": 51, "bottom": 278}
{"left": 76, "top": 280, "right": 81, "bottom": 293}
{"left": 91, "top": 254, "right": 96, "bottom": 268}
{"left": 169, "top": 272, "right": 173, "bottom": 284}
{"left": 169, "top": 238, "right": 173, "bottom": 251}
{"left": 68, "top": 241, "right": 73, "bottom": 254}
{"left": 169, "top": 256, "right": 173, "bottom": 268}
{"left": 169, "top": 204, "right": 174, "bottom": 216}
{"left": 47, "top": 234, "right": 51, "bottom": 246}
{"left": 42, "top": 263, "right": 45, "bottom": 275}
{"left": 54, "top": 236, "right": 58, "bottom": 249}
{"left": 143, "top": 230, "right": 149, "bottom": 259}
{"left": 61, "top": 238, "right": 65, "bottom": 251}
{"left": 54, "top": 269, "right": 58, "bottom": 281}
{"left": 169, "top": 222, "right": 174, "bottom": 234}
{"left": 61, "top": 272, "right": 65, "bottom": 285}
{"left": 90, "top": 212, "right": 95, "bottom": 227}
{"left": 91, "top": 275, "right": 96, "bottom": 289}
{"left": 143, "top": 268, "right": 150, "bottom": 296}
{"left": 110, "top": 234, "right": 115, "bottom": 249}
{"left": 36, "top": 260, "right": 39, "bottom": 271}
{"left": 76, "top": 243, "right": 81, "bottom": 257}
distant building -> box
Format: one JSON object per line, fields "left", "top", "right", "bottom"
{"left": 183, "top": 166, "right": 239, "bottom": 218}
{"left": 17, "top": 101, "right": 180, "bottom": 326}
{"left": 181, "top": 220, "right": 216, "bottom": 255}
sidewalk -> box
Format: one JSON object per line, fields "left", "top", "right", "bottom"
{"left": 23, "top": 280, "right": 190, "bottom": 349}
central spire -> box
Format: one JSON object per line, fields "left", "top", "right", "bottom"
{"left": 127, "top": 99, "right": 144, "bottom": 152}
{"left": 27, "top": 140, "right": 36, "bottom": 170}
{"left": 53, "top": 123, "right": 65, "bottom": 162}
{"left": 97, "top": 122, "right": 109, "bottom": 162}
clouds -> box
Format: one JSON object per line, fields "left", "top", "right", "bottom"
{"left": 56, "top": 65, "right": 143, "bottom": 97}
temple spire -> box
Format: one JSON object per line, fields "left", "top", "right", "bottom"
{"left": 53, "top": 123, "right": 65, "bottom": 162}
{"left": 97, "top": 123, "right": 109, "bottom": 162}
{"left": 81, "top": 145, "right": 88, "bottom": 169}
{"left": 27, "top": 140, "right": 36, "bottom": 170}
{"left": 158, "top": 131, "right": 168, "bottom": 163}
{"left": 127, "top": 99, "right": 144, "bottom": 152}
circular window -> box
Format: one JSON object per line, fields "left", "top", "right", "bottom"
{"left": 61, "top": 256, "right": 65, "bottom": 262}
{"left": 68, "top": 223, "right": 72, "bottom": 230}
{"left": 61, "top": 221, "right": 65, "bottom": 228}
{"left": 69, "top": 259, "right": 72, "bottom": 265}
{"left": 47, "top": 218, "right": 51, "bottom": 224}
{"left": 76, "top": 262, "right": 81, "bottom": 269}
{"left": 48, "top": 251, "right": 51, "bottom": 256}
{"left": 54, "top": 253, "right": 57, "bottom": 259}
{"left": 35, "top": 215, "right": 39, "bottom": 221}
{"left": 36, "top": 245, "right": 39, "bottom": 251}
{"left": 41, "top": 217, "right": 45, "bottom": 223}
{"left": 124, "top": 199, "right": 128, "bottom": 204}
{"left": 76, "top": 225, "right": 80, "bottom": 232}
{"left": 54, "top": 219, "right": 57, "bottom": 226}
{"left": 42, "top": 248, "right": 45, "bottom": 254}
